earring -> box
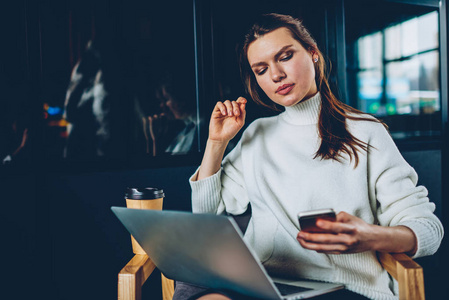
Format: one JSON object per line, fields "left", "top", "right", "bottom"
{"left": 313, "top": 57, "right": 318, "bottom": 62}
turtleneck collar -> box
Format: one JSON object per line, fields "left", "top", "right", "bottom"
{"left": 280, "top": 92, "right": 321, "bottom": 125}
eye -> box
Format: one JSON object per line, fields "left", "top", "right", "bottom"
{"left": 280, "top": 52, "right": 293, "bottom": 61}
{"left": 255, "top": 68, "right": 267, "bottom": 76}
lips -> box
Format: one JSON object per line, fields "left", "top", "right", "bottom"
{"left": 276, "top": 83, "right": 294, "bottom": 95}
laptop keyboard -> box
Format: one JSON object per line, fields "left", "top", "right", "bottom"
{"left": 274, "top": 282, "right": 312, "bottom": 296}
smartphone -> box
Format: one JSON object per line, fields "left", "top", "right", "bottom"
{"left": 298, "top": 208, "right": 336, "bottom": 233}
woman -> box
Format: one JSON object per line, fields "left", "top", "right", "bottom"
{"left": 175, "top": 13, "right": 443, "bottom": 299}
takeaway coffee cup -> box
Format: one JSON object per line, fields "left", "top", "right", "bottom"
{"left": 125, "top": 187, "right": 165, "bottom": 254}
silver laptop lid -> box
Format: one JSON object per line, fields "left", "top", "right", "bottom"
{"left": 111, "top": 207, "right": 281, "bottom": 299}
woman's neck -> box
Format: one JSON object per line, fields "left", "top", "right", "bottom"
{"left": 281, "top": 92, "right": 321, "bottom": 125}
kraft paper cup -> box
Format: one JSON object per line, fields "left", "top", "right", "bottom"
{"left": 125, "top": 187, "right": 165, "bottom": 254}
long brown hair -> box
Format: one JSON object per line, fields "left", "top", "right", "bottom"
{"left": 239, "top": 13, "right": 383, "bottom": 167}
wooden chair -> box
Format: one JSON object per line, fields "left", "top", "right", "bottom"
{"left": 117, "top": 251, "right": 424, "bottom": 300}
{"left": 117, "top": 208, "right": 425, "bottom": 300}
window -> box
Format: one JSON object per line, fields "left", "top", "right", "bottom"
{"left": 353, "top": 11, "right": 441, "bottom": 139}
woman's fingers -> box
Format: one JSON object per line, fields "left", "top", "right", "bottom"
{"left": 236, "top": 97, "right": 247, "bottom": 117}
{"left": 336, "top": 211, "right": 354, "bottom": 223}
{"left": 215, "top": 101, "right": 227, "bottom": 115}
{"left": 297, "top": 230, "right": 357, "bottom": 247}
{"left": 223, "top": 100, "right": 234, "bottom": 116}
{"left": 231, "top": 101, "right": 241, "bottom": 116}
{"left": 297, "top": 231, "right": 354, "bottom": 254}
{"left": 236, "top": 96, "right": 247, "bottom": 104}
{"left": 236, "top": 96, "right": 247, "bottom": 109}
{"left": 315, "top": 219, "right": 356, "bottom": 235}
{"left": 215, "top": 97, "right": 247, "bottom": 117}
{"left": 297, "top": 237, "right": 349, "bottom": 253}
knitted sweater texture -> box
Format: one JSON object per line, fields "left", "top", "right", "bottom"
{"left": 190, "top": 93, "right": 443, "bottom": 299}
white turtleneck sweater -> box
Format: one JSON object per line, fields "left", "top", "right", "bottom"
{"left": 189, "top": 93, "right": 443, "bottom": 299}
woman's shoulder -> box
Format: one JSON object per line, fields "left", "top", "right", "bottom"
{"left": 346, "top": 112, "right": 387, "bottom": 134}
{"left": 345, "top": 113, "right": 396, "bottom": 149}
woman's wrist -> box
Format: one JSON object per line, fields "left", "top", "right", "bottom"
{"left": 371, "top": 224, "right": 417, "bottom": 255}
{"left": 196, "top": 139, "right": 228, "bottom": 180}
{"left": 206, "top": 138, "right": 229, "bottom": 150}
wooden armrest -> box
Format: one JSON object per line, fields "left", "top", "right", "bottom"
{"left": 118, "top": 254, "right": 175, "bottom": 300}
{"left": 378, "top": 252, "right": 425, "bottom": 300}
{"left": 118, "top": 254, "right": 156, "bottom": 300}
{"left": 161, "top": 273, "right": 175, "bottom": 300}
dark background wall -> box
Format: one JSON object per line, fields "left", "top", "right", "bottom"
{"left": 2, "top": 165, "right": 197, "bottom": 300}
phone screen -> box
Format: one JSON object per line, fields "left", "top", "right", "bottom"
{"left": 298, "top": 209, "right": 336, "bottom": 233}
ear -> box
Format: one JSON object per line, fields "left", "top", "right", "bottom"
{"left": 310, "top": 50, "right": 319, "bottom": 63}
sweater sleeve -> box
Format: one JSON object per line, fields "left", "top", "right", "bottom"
{"left": 367, "top": 123, "right": 444, "bottom": 258}
{"left": 190, "top": 141, "right": 250, "bottom": 216}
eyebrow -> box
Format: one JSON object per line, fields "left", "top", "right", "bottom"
{"left": 250, "top": 44, "right": 294, "bottom": 69}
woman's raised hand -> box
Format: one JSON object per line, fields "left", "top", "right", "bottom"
{"left": 208, "top": 97, "right": 247, "bottom": 143}
{"left": 195, "top": 97, "right": 247, "bottom": 181}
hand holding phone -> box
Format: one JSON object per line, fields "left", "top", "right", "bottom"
{"left": 298, "top": 209, "right": 336, "bottom": 233}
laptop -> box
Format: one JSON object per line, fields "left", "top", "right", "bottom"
{"left": 111, "top": 207, "right": 344, "bottom": 299}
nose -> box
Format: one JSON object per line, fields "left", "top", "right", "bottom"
{"left": 270, "top": 65, "right": 286, "bottom": 82}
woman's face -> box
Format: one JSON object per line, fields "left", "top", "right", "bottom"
{"left": 247, "top": 27, "right": 318, "bottom": 107}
